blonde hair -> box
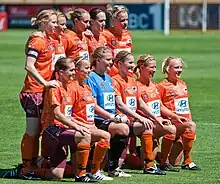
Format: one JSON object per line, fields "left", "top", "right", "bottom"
{"left": 66, "top": 8, "right": 89, "bottom": 24}
{"left": 162, "top": 56, "right": 185, "bottom": 74}
{"left": 91, "top": 47, "right": 112, "bottom": 67}
{"left": 31, "top": 9, "right": 57, "bottom": 26}
{"left": 57, "top": 11, "right": 66, "bottom": 19}
{"left": 114, "top": 50, "right": 132, "bottom": 64}
{"left": 133, "top": 54, "right": 155, "bottom": 73}
{"left": 112, "top": 5, "right": 128, "bottom": 19}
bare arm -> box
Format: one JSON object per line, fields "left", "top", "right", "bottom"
{"left": 95, "top": 101, "right": 112, "bottom": 119}
{"left": 53, "top": 105, "right": 90, "bottom": 135}
{"left": 138, "top": 97, "right": 158, "bottom": 122}
{"left": 160, "top": 103, "right": 189, "bottom": 123}
{"left": 25, "top": 57, "right": 48, "bottom": 86}
{"left": 25, "top": 57, "right": 59, "bottom": 87}
{"left": 115, "top": 96, "right": 142, "bottom": 120}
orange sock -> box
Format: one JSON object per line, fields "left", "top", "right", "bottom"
{"left": 161, "top": 134, "right": 175, "bottom": 165}
{"left": 91, "top": 141, "right": 110, "bottom": 174}
{"left": 20, "top": 133, "right": 36, "bottom": 174}
{"left": 32, "top": 136, "right": 40, "bottom": 167}
{"left": 76, "top": 143, "right": 90, "bottom": 177}
{"left": 183, "top": 131, "right": 196, "bottom": 165}
{"left": 140, "top": 132, "right": 154, "bottom": 168}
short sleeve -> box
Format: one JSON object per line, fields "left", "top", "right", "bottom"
{"left": 112, "top": 78, "right": 121, "bottom": 97}
{"left": 156, "top": 83, "right": 165, "bottom": 99}
{"left": 26, "top": 37, "right": 44, "bottom": 58}
{"left": 85, "top": 77, "right": 98, "bottom": 98}
{"left": 48, "top": 87, "right": 61, "bottom": 107}
{"left": 136, "top": 85, "right": 142, "bottom": 99}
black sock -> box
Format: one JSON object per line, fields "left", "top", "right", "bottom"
{"left": 108, "top": 135, "right": 128, "bottom": 171}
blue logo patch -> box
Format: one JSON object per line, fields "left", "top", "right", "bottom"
{"left": 129, "top": 98, "right": 136, "bottom": 106}
{"left": 107, "top": 94, "right": 114, "bottom": 102}
{"left": 89, "top": 105, "right": 95, "bottom": 113}
{"left": 178, "top": 100, "right": 187, "bottom": 108}
{"left": 152, "top": 102, "right": 159, "bottom": 110}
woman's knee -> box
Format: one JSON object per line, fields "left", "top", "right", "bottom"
{"left": 51, "top": 168, "right": 64, "bottom": 180}
{"left": 133, "top": 122, "right": 152, "bottom": 136}
{"left": 75, "top": 131, "right": 91, "bottom": 144}
{"left": 189, "top": 121, "right": 196, "bottom": 131}
{"left": 102, "top": 131, "right": 111, "bottom": 141}
{"left": 168, "top": 125, "right": 176, "bottom": 135}
{"left": 109, "top": 123, "right": 129, "bottom": 136}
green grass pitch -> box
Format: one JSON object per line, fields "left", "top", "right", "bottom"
{"left": 0, "top": 29, "right": 220, "bottom": 183}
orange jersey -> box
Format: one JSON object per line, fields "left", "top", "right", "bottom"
{"left": 41, "top": 81, "right": 74, "bottom": 132}
{"left": 22, "top": 36, "right": 56, "bottom": 92}
{"left": 107, "top": 64, "right": 118, "bottom": 77}
{"left": 102, "top": 28, "right": 132, "bottom": 57}
{"left": 136, "top": 80, "right": 161, "bottom": 117}
{"left": 112, "top": 74, "right": 139, "bottom": 118}
{"left": 86, "top": 33, "right": 107, "bottom": 55}
{"left": 70, "top": 81, "right": 95, "bottom": 125}
{"left": 51, "top": 35, "right": 67, "bottom": 71}
{"left": 65, "top": 29, "right": 89, "bottom": 60}
{"left": 157, "top": 78, "right": 191, "bottom": 119}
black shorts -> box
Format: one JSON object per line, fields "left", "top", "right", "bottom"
{"left": 42, "top": 125, "right": 76, "bottom": 168}
{"left": 95, "top": 119, "right": 112, "bottom": 132}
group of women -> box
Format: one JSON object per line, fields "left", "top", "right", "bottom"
{"left": 5, "top": 4, "right": 200, "bottom": 183}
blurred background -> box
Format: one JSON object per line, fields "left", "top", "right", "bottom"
{"left": 0, "top": 0, "right": 219, "bottom": 33}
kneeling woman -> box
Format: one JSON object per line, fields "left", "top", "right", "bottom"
{"left": 70, "top": 57, "right": 113, "bottom": 181}
{"left": 158, "top": 56, "right": 200, "bottom": 170}
{"left": 113, "top": 51, "right": 168, "bottom": 175}
{"left": 41, "top": 58, "right": 96, "bottom": 182}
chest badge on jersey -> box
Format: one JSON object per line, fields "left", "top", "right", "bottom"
{"left": 170, "top": 88, "right": 177, "bottom": 97}
{"left": 57, "top": 45, "right": 65, "bottom": 53}
{"left": 142, "top": 91, "right": 148, "bottom": 101}
{"left": 100, "top": 82, "right": 105, "bottom": 90}
{"left": 111, "top": 40, "right": 116, "bottom": 46}
{"left": 184, "top": 88, "right": 188, "bottom": 93}
{"left": 127, "top": 39, "right": 132, "bottom": 44}
{"left": 132, "top": 86, "right": 137, "bottom": 93}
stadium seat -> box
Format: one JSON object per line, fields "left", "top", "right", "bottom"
{"left": 0, "top": 0, "right": 24, "bottom": 3}
{"left": 24, "top": 0, "right": 54, "bottom": 3}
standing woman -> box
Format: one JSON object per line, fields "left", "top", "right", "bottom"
{"left": 65, "top": 8, "right": 90, "bottom": 60}
{"left": 103, "top": 5, "right": 132, "bottom": 77}
{"left": 86, "top": 8, "right": 107, "bottom": 55}
{"left": 70, "top": 57, "right": 113, "bottom": 181}
{"left": 86, "top": 47, "right": 131, "bottom": 177}
{"left": 19, "top": 9, "right": 59, "bottom": 178}
{"left": 52, "top": 11, "right": 68, "bottom": 63}
{"left": 41, "top": 58, "right": 96, "bottom": 182}
{"left": 158, "top": 56, "right": 200, "bottom": 170}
